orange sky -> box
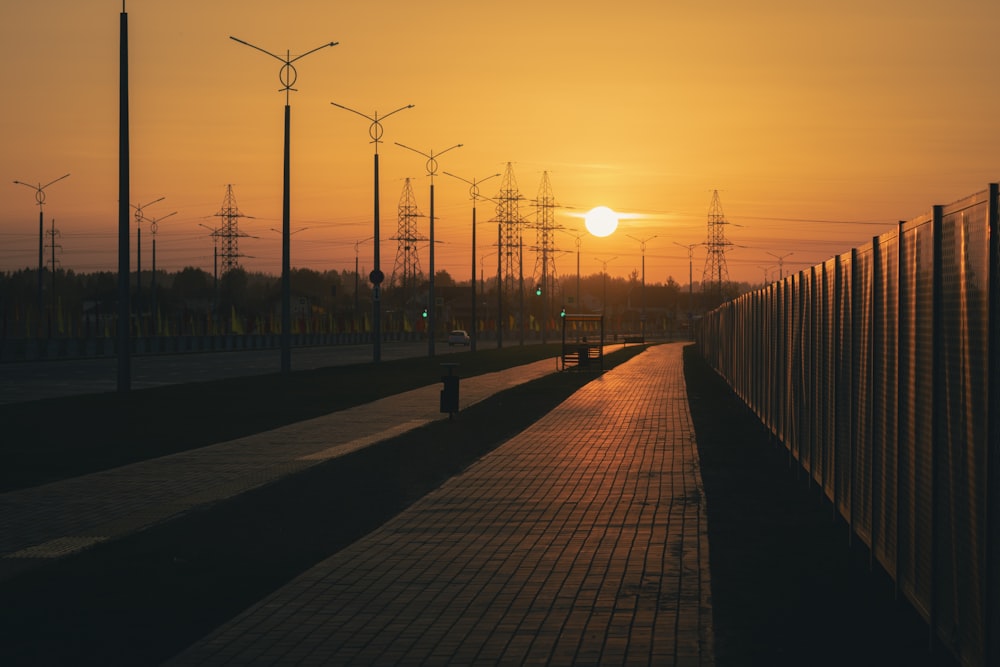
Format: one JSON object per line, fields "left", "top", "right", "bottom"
{"left": 2, "top": 0, "right": 999, "bottom": 285}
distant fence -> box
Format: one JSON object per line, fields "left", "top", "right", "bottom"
{"left": 696, "top": 184, "right": 999, "bottom": 667}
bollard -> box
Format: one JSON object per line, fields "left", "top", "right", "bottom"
{"left": 440, "top": 363, "right": 460, "bottom": 418}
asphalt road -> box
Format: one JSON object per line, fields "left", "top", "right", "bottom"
{"left": 0, "top": 339, "right": 520, "bottom": 405}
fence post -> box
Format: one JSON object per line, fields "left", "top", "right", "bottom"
{"left": 986, "top": 183, "right": 1000, "bottom": 667}
{"left": 930, "top": 204, "right": 943, "bottom": 650}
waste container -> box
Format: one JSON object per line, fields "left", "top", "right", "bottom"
{"left": 440, "top": 363, "right": 459, "bottom": 417}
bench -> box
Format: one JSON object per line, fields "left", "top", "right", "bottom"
{"left": 622, "top": 335, "right": 645, "bottom": 346}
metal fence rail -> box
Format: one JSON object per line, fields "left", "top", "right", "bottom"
{"left": 696, "top": 183, "right": 999, "bottom": 667}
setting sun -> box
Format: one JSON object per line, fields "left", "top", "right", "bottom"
{"left": 584, "top": 206, "right": 619, "bottom": 238}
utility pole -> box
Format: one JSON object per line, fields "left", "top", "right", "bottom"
{"left": 231, "top": 35, "right": 338, "bottom": 374}
{"left": 595, "top": 256, "right": 617, "bottom": 315}
{"left": 131, "top": 196, "right": 165, "bottom": 329}
{"left": 45, "top": 218, "right": 61, "bottom": 334}
{"left": 332, "top": 102, "right": 413, "bottom": 362}
{"left": 13, "top": 173, "right": 70, "bottom": 332}
{"left": 395, "top": 141, "right": 463, "bottom": 357}
{"left": 444, "top": 170, "right": 501, "bottom": 352}
{"left": 148, "top": 209, "right": 177, "bottom": 334}
{"left": 767, "top": 251, "right": 794, "bottom": 279}
{"left": 627, "top": 234, "right": 657, "bottom": 339}
{"left": 674, "top": 241, "right": 699, "bottom": 338}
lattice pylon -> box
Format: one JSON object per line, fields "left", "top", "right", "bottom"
{"left": 701, "top": 189, "right": 731, "bottom": 295}
{"left": 494, "top": 162, "right": 525, "bottom": 297}
{"left": 531, "top": 171, "right": 559, "bottom": 294}
{"left": 213, "top": 184, "right": 252, "bottom": 274}
{"left": 389, "top": 178, "right": 426, "bottom": 300}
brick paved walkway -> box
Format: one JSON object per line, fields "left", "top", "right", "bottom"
{"left": 168, "top": 343, "right": 714, "bottom": 666}
{"left": 0, "top": 357, "right": 558, "bottom": 573}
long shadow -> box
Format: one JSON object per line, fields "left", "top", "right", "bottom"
{"left": 683, "top": 344, "right": 957, "bottom": 667}
{"left": 0, "top": 345, "right": 647, "bottom": 666}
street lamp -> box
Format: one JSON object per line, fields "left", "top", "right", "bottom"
{"left": 674, "top": 241, "right": 700, "bottom": 339}
{"left": 353, "top": 235, "right": 374, "bottom": 321}
{"left": 199, "top": 223, "right": 221, "bottom": 310}
{"left": 395, "top": 141, "right": 463, "bottom": 357}
{"left": 231, "top": 35, "right": 338, "bottom": 374}
{"left": 332, "top": 102, "right": 413, "bottom": 362}
{"left": 595, "top": 256, "right": 617, "bottom": 315}
{"left": 767, "top": 251, "right": 794, "bottom": 279}
{"left": 131, "top": 196, "right": 165, "bottom": 323}
{"left": 627, "top": 234, "right": 657, "bottom": 339}
{"left": 557, "top": 227, "right": 585, "bottom": 312}
{"left": 147, "top": 209, "right": 176, "bottom": 334}
{"left": 444, "top": 170, "right": 500, "bottom": 353}
{"left": 13, "top": 173, "right": 70, "bottom": 329}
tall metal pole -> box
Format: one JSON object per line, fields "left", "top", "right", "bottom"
{"left": 395, "top": 141, "right": 463, "bottom": 357}
{"left": 353, "top": 235, "right": 374, "bottom": 321}
{"left": 117, "top": 3, "right": 130, "bottom": 392}
{"left": 231, "top": 36, "right": 338, "bottom": 374}
{"left": 674, "top": 241, "right": 699, "bottom": 339}
{"left": 331, "top": 103, "right": 413, "bottom": 362}
{"left": 13, "top": 173, "right": 70, "bottom": 333}
{"left": 497, "top": 221, "right": 503, "bottom": 348}
{"left": 595, "top": 256, "right": 616, "bottom": 314}
{"left": 767, "top": 250, "right": 794, "bottom": 279}
{"left": 148, "top": 210, "right": 175, "bottom": 335}
{"left": 628, "top": 234, "right": 657, "bottom": 339}
{"left": 444, "top": 171, "right": 500, "bottom": 353}
{"left": 131, "top": 196, "right": 164, "bottom": 332}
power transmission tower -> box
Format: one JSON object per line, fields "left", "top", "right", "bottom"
{"left": 213, "top": 184, "right": 254, "bottom": 274}
{"left": 493, "top": 162, "right": 528, "bottom": 345}
{"left": 495, "top": 163, "right": 525, "bottom": 296}
{"left": 530, "top": 171, "right": 560, "bottom": 343}
{"left": 389, "top": 178, "right": 426, "bottom": 314}
{"left": 701, "top": 189, "right": 732, "bottom": 302}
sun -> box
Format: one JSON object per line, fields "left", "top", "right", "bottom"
{"left": 584, "top": 206, "right": 619, "bottom": 237}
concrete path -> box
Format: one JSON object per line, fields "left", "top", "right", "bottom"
{"left": 167, "top": 343, "right": 714, "bottom": 666}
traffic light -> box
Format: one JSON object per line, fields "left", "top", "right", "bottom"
{"left": 535, "top": 285, "right": 542, "bottom": 296}
{"left": 560, "top": 307, "right": 566, "bottom": 317}
{"left": 422, "top": 308, "right": 428, "bottom": 318}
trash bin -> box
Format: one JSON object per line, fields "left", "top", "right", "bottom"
{"left": 440, "top": 363, "right": 459, "bottom": 416}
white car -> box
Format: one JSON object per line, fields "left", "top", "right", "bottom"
{"left": 447, "top": 329, "right": 470, "bottom": 346}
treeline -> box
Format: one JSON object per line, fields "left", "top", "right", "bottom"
{"left": 0, "top": 264, "right": 751, "bottom": 338}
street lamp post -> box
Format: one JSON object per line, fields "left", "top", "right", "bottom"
{"left": 767, "top": 251, "right": 794, "bottom": 279}
{"left": 674, "top": 241, "right": 700, "bottom": 339}
{"left": 627, "top": 234, "right": 657, "bottom": 339}
{"left": 199, "top": 223, "right": 221, "bottom": 312}
{"left": 557, "top": 228, "right": 585, "bottom": 312}
{"left": 131, "top": 196, "right": 165, "bottom": 328}
{"left": 332, "top": 102, "right": 413, "bottom": 362}
{"left": 148, "top": 209, "right": 176, "bottom": 335}
{"left": 353, "top": 235, "right": 374, "bottom": 321}
{"left": 595, "top": 256, "right": 617, "bottom": 316}
{"left": 395, "top": 141, "right": 463, "bottom": 357}
{"left": 444, "top": 170, "right": 500, "bottom": 353}
{"left": 13, "top": 173, "right": 70, "bottom": 330}
{"left": 231, "top": 36, "right": 337, "bottom": 374}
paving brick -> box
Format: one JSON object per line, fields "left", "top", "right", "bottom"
{"left": 167, "top": 343, "right": 714, "bottom": 665}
